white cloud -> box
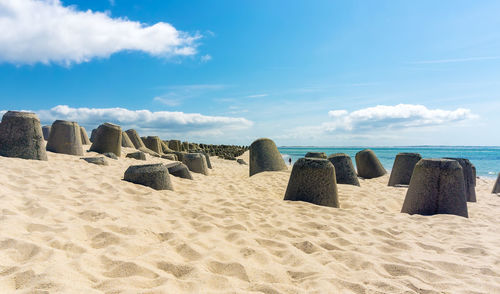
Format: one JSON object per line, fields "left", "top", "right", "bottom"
{"left": 278, "top": 104, "right": 476, "bottom": 143}
{"left": 247, "top": 94, "right": 268, "bottom": 98}
{"left": 328, "top": 110, "right": 348, "bottom": 118}
{"left": 323, "top": 104, "right": 476, "bottom": 132}
{"left": 0, "top": 0, "right": 201, "bottom": 65}
{"left": 152, "top": 84, "right": 227, "bottom": 106}
{"left": 153, "top": 96, "right": 182, "bottom": 107}
{"left": 1, "top": 105, "right": 253, "bottom": 138}
{"left": 200, "top": 54, "right": 212, "bottom": 62}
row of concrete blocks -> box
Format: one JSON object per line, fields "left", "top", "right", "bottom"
{"left": 122, "top": 162, "right": 195, "bottom": 191}
{"left": 248, "top": 138, "right": 479, "bottom": 218}
{"left": 248, "top": 138, "right": 388, "bottom": 182}
{"left": 0, "top": 111, "right": 213, "bottom": 178}
{"left": 303, "top": 150, "right": 477, "bottom": 203}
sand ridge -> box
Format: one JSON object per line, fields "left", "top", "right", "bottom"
{"left": 0, "top": 147, "right": 499, "bottom": 293}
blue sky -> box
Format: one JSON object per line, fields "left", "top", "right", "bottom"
{"left": 0, "top": 0, "right": 499, "bottom": 146}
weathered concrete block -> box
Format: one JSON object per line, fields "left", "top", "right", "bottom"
{"left": 89, "top": 123, "right": 122, "bottom": 157}
{"left": 42, "top": 125, "right": 51, "bottom": 141}
{"left": 193, "top": 150, "right": 212, "bottom": 169}
{"left": 90, "top": 128, "right": 97, "bottom": 143}
{"left": 80, "top": 126, "right": 91, "bottom": 145}
{"left": 121, "top": 131, "right": 134, "bottom": 148}
{"left": 138, "top": 146, "right": 160, "bottom": 157}
{"left": 0, "top": 111, "right": 47, "bottom": 160}
{"left": 161, "top": 154, "right": 177, "bottom": 161}
{"left": 161, "top": 140, "right": 175, "bottom": 154}
{"left": 168, "top": 140, "right": 181, "bottom": 152}
{"left": 249, "top": 138, "right": 287, "bottom": 176}
{"left": 401, "top": 159, "right": 468, "bottom": 218}
{"left": 305, "top": 152, "right": 327, "bottom": 159}
{"left": 327, "top": 153, "right": 359, "bottom": 186}
{"left": 125, "top": 129, "right": 146, "bottom": 149}
{"left": 143, "top": 136, "right": 163, "bottom": 154}
{"left": 103, "top": 152, "right": 118, "bottom": 160}
{"left": 355, "top": 149, "right": 386, "bottom": 179}
{"left": 388, "top": 153, "right": 422, "bottom": 186}
{"left": 124, "top": 163, "right": 173, "bottom": 190}
{"left": 174, "top": 151, "right": 187, "bottom": 162}
{"left": 443, "top": 157, "right": 476, "bottom": 202}
{"left": 284, "top": 158, "right": 339, "bottom": 207}
{"left": 493, "top": 174, "right": 500, "bottom": 194}
{"left": 126, "top": 151, "right": 146, "bottom": 160}
{"left": 46, "top": 120, "right": 83, "bottom": 156}
{"left": 81, "top": 157, "right": 108, "bottom": 166}
{"left": 472, "top": 165, "right": 477, "bottom": 187}
{"left": 182, "top": 153, "right": 209, "bottom": 175}
{"left": 166, "top": 162, "right": 193, "bottom": 180}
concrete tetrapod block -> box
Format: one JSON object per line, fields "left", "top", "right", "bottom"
{"left": 249, "top": 138, "right": 287, "bottom": 176}
{"left": 192, "top": 150, "right": 212, "bottom": 169}
{"left": 161, "top": 154, "right": 177, "bottom": 161}
{"left": 0, "top": 111, "right": 48, "bottom": 160}
{"left": 90, "top": 129, "right": 97, "bottom": 143}
{"left": 125, "top": 129, "right": 146, "bottom": 149}
{"left": 166, "top": 162, "right": 193, "bottom": 180}
{"left": 160, "top": 141, "right": 175, "bottom": 154}
{"left": 81, "top": 157, "right": 108, "bottom": 166}
{"left": 168, "top": 140, "right": 181, "bottom": 152}
{"left": 46, "top": 120, "right": 83, "bottom": 156}
{"left": 443, "top": 157, "right": 476, "bottom": 202}
{"left": 174, "top": 151, "right": 187, "bottom": 162}
{"left": 42, "top": 125, "right": 51, "bottom": 141}
{"left": 126, "top": 151, "right": 146, "bottom": 160}
{"left": 388, "top": 153, "right": 422, "bottom": 187}
{"left": 103, "top": 152, "right": 118, "bottom": 160}
{"left": 124, "top": 163, "right": 173, "bottom": 191}
{"left": 203, "top": 152, "right": 212, "bottom": 169}
{"left": 284, "top": 158, "right": 339, "bottom": 208}
{"left": 472, "top": 165, "right": 477, "bottom": 187}
{"left": 182, "top": 141, "right": 189, "bottom": 152}
{"left": 327, "top": 153, "right": 360, "bottom": 186}
{"left": 121, "top": 131, "right": 134, "bottom": 148}
{"left": 401, "top": 159, "right": 468, "bottom": 218}
{"left": 143, "top": 136, "right": 163, "bottom": 154}
{"left": 182, "top": 153, "right": 209, "bottom": 175}
{"left": 492, "top": 174, "right": 500, "bottom": 194}
{"left": 355, "top": 149, "right": 386, "bottom": 179}
{"left": 305, "top": 152, "right": 327, "bottom": 159}
{"left": 89, "top": 123, "right": 122, "bottom": 157}
{"left": 80, "top": 126, "right": 91, "bottom": 145}
{"left": 138, "top": 146, "right": 160, "bottom": 157}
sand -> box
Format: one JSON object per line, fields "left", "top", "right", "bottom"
{"left": 0, "top": 147, "right": 499, "bottom": 293}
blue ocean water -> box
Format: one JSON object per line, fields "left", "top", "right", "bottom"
{"left": 278, "top": 146, "right": 500, "bottom": 178}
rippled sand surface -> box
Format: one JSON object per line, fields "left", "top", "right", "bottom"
{"left": 0, "top": 147, "right": 499, "bottom": 293}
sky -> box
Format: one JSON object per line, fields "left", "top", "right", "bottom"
{"left": 0, "top": 0, "right": 499, "bottom": 146}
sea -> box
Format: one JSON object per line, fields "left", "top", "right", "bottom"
{"left": 278, "top": 146, "right": 500, "bottom": 178}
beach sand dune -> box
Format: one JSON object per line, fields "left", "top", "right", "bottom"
{"left": 0, "top": 149, "right": 499, "bottom": 293}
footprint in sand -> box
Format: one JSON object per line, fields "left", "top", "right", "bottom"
{"left": 207, "top": 260, "right": 249, "bottom": 282}
{"left": 157, "top": 262, "right": 195, "bottom": 278}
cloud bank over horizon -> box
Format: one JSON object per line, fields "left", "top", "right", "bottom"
{"left": 0, "top": 103, "right": 479, "bottom": 145}
{"left": 0, "top": 105, "right": 253, "bottom": 139}
{"left": 278, "top": 104, "right": 476, "bottom": 143}
{"left": 0, "top": 0, "right": 200, "bottom": 65}
{"left": 324, "top": 104, "right": 476, "bottom": 132}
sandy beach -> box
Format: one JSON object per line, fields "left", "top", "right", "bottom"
{"left": 0, "top": 147, "right": 499, "bottom": 293}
